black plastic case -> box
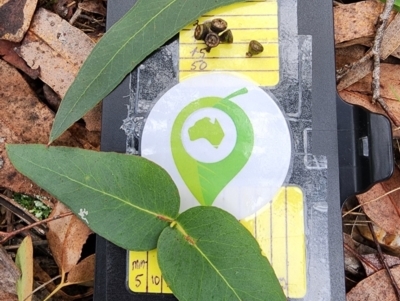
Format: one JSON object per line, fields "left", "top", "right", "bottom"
{"left": 95, "top": 0, "right": 393, "bottom": 300}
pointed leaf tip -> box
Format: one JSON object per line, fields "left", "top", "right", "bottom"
{"left": 49, "top": 0, "right": 250, "bottom": 142}
{"left": 6, "top": 144, "right": 180, "bottom": 250}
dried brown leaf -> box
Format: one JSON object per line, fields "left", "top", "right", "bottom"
{"left": 0, "top": 40, "right": 39, "bottom": 78}
{"left": 334, "top": 0, "right": 385, "bottom": 45}
{"left": 0, "top": 245, "right": 20, "bottom": 297}
{"left": 0, "top": 290, "right": 18, "bottom": 301}
{"left": 347, "top": 64, "right": 400, "bottom": 101}
{"left": 0, "top": 59, "right": 88, "bottom": 198}
{"left": 335, "top": 44, "right": 368, "bottom": 71}
{"left": 362, "top": 253, "right": 400, "bottom": 276}
{"left": 357, "top": 167, "right": 400, "bottom": 236}
{"left": 78, "top": 0, "right": 106, "bottom": 16}
{"left": 336, "top": 58, "right": 374, "bottom": 91}
{"left": 18, "top": 8, "right": 101, "bottom": 131}
{"left": 47, "top": 203, "right": 92, "bottom": 274}
{"left": 66, "top": 254, "right": 95, "bottom": 285}
{"left": 347, "top": 265, "right": 400, "bottom": 301}
{"left": 0, "top": 0, "right": 38, "bottom": 42}
{"left": 381, "top": 13, "right": 400, "bottom": 60}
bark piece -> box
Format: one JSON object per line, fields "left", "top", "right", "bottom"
{"left": 0, "top": 0, "right": 38, "bottom": 42}
{"left": 19, "top": 8, "right": 95, "bottom": 97}
{"left": 18, "top": 8, "right": 101, "bottom": 132}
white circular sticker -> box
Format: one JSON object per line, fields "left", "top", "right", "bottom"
{"left": 141, "top": 73, "right": 291, "bottom": 219}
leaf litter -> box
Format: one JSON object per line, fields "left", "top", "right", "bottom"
{"left": 336, "top": 0, "right": 400, "bottom": 298}
{"left": 0, "top": 1, "right": 103, "bottom": 299}
{"left": 1, "top": 0, "right": 400, "bottom": 299}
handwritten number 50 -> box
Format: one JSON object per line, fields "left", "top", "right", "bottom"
{"left": 191, "top": 60, "right": 207, "bottom": 71}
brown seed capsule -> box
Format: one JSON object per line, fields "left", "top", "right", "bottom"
{"left": 246, "top": 40, "right": 264, "bottom": 57}
{"left": 219, "top": 29, "right": 233, "bottom": 44}
{"left": 194, "top": 21, "right": 211, "bottom": 40}
{"left": 210, "top": 18, "right": 228, "bottom": 33}
{"left": 204, "top": 32, "right": 220, "bottom": 48}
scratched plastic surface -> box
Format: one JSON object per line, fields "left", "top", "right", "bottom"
{"left": 120, "top": 0, "right": 332, "bottom": 299}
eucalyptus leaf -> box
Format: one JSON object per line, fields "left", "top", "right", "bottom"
{"left": 158, "top": 206, "right": 286, "bottom": 301}
{"left": 16, "top": 236, "right": 33, "bottom": 301}
{"left": 49, "top": 0, "right": 249, "bottom": 143}
{"left": 6, "top": 144, "right": 180, "bottom": 250}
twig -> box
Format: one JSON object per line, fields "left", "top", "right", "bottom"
{"left": 336, "top": 0, "right": 400, "bottom": 126}
{"left": 336, "top": 50, "right": 373, "bottom": 81}
{"left": 370, "top": 0, "right": 400, "bottom": 126}
{"left": 23, "top": 275, "right": 62, "bottom": 301}
{"left": 0, "top": 212, "right": 73, "bottom": 244}
{"left": 344, "top": 242, "right": 380, "bottom": 273}
{"left": 372, "top": 0, "right": 395, "bottom": 104}
{"left": 342, "top": 186, "right": 400, "bottom": 218}
{"left": 368, "top": 222, "right": 400, "bottom": 300}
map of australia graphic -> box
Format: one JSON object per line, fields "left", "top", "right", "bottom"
{"left": 188, "top": 117, "right": 225, "bottom": 148}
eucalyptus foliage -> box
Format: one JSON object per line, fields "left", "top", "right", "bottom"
{"left": 7, "top": 0, "right": 286, "bottom": 299}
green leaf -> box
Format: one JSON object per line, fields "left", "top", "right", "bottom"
{"left": 16, "top": 236, "right": 33, "bottom": 301}
{"left": 6, "top": 144, "right": 180, "bottom": 250}
{"left": 157, "top": 206, "right": 286, "bottom": 301}
{"left": 380, "top": 0, "right": 400, "bottom": 11}
{"left": 49, "top": 0, "right": 248, "bottom": 143}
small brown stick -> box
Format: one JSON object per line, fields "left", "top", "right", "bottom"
{"left": 344, "top": 242, "right": 380, "bottom": 273}
{"left": 0, "top": 212, "right": 73, "bottom": 244}
{"left": 368, "top": 221, "right": 400, "bottom": 299}
{"left": 336, "top": 50, "right": 373, "bottom": 81}
{"left": 371, "top": 0, "right": 395, "bottom": 104}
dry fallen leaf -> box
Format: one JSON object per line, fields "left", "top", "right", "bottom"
{"left": 15, "top": 236, "right": 33, "bottom": 301}
{"left": 357, "top": 167, "right": 400, "bottom": 236}
{"left": 0, "top": 0, "right": 38, "bottom": 42}
{"left": 347, "top": 64, "right": 400, "bottom": 102}
{"left": 19, "top": 7, "right": 95, "bottom": 97}
{"left": 347, "top": 265, "right": 400, "bottom": 301}
{"left": 0, "top": 40, "right": 39, "bottom": 78}
{"left": 335, "top": 44, "right": 367, "bottom": 71}
{"left": 362, "top": 253, "right": 400, "bottom": 276}
{"left": 66, "top": 254, "right": 95, "bottom": 285}
{"left": 0, "top": 245, "right": 20, "bottom": 300}
{"left": 18, "top": 8, "right": 101, "bottom": 131}
{"left": 78, "top": 0, "right": 106, "bottom": 16}
{"left": 46, "top": 202, "right": 92, "bottom": 274}
{"left": 381, "top": 13, "right": 400, "bottom": 60}
{"left": 334, "top": 0, "right": 384, "bottom": 45}
{"left": 0, "top": 58, "right": 97, "bottom": 198}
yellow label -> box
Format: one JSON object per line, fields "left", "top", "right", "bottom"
{"left": 128, "top": 249, "right": 172, "bottom": 294}
{"left": 179, "top": 1, "right": 279, "bottom": 86}
{"left": 128, "top": 186, "right": 306, "bottom": 298}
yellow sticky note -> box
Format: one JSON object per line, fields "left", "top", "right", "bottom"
{"left": 179, "top": 1, "right": 279, "bottom": 86}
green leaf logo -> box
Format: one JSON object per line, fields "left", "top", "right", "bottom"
{"left": 171, "top": 88, "right": 254, "bottom": 206}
